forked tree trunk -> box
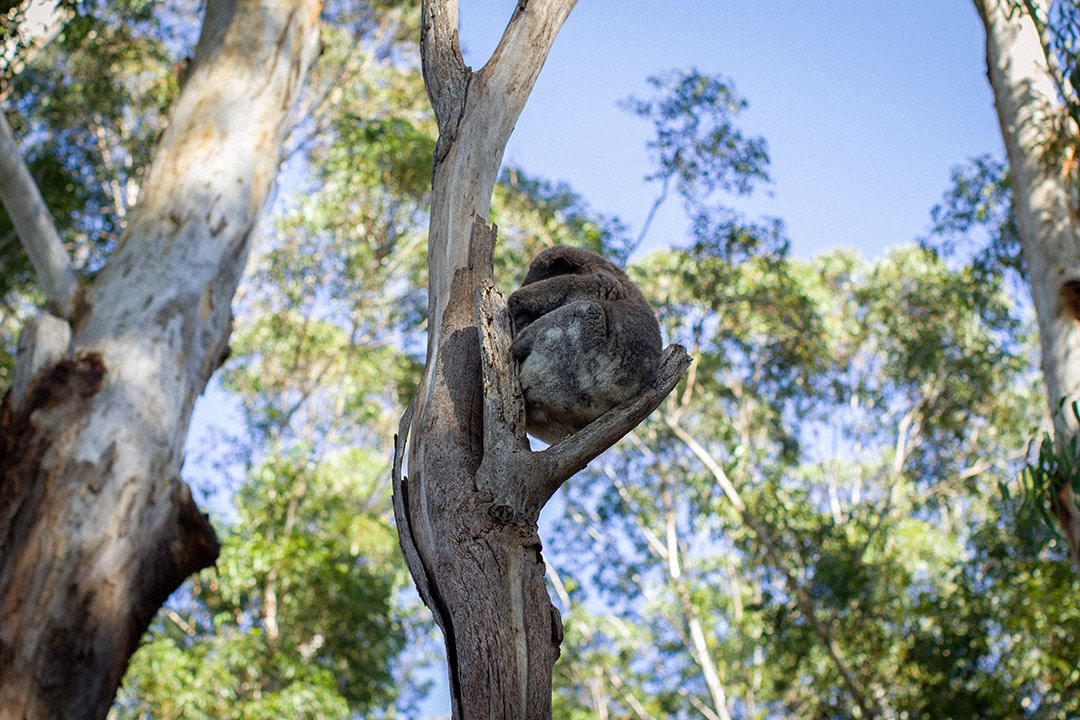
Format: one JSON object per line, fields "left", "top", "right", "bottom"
{"left": 391, "top": 2, "right": 689, "bottom": 717}
{"left": 975, "top": 0, "right": 1080, "bottom": 569}
{"left": 0, "top": 1, "right": 322, "bottom": 717}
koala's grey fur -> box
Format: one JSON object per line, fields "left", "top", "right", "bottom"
{"left": 508, "top": 245, "right": 662, "bottom": 444}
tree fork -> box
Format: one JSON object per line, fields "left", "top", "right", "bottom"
{"left": 397, "top": 3, "right": 688, "bottom": 713}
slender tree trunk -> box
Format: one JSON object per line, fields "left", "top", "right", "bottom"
{"left": 391, "top": 4, "right": 688, "bottom": 717}
{"left": 0, "top": 2, "right": 322, "bottom": 718}
{"left": 975, "top": 0, "right": 1080, "bottom": 568}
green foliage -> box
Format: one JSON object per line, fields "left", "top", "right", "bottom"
{"left": 113, "top": 449, "right": 404, "bottom": 720}
{"left": 549, "top": 239, "right": 1078, "bottom": 719}
{"left": 1021, "top": 402, "right": 1080, "bottom": 535}
{"left": 0, "top": 0, "right": 192, "bottom": 283}
{"left": 924, "top": 155, "right": 1023, "bottom": 281}
{"left": 491, "top": 166, "right": 632, "bottom": 284}
{"left": 543, "top": 116, "right": 1069, "bottom": 714}
{"left": 622, "top": 69, "right": 770, "bottom": 203}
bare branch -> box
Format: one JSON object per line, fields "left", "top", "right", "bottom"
{"left": 532, "top": 344, "right": 691, "bottom": 510}
{"left": 468, "top": 0, "right": 578, "bottom": 152}
{"left": 420, "top": 0, "right": 469, "bottom": 152}
{"left": 483, "top": 0, "right": 578, "bottom": 82}
{"left": 0, "top": 110, "right": 77, "bottom": 318}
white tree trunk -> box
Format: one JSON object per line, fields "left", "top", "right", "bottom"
{"left": 0, "top": 109, "right": 77, "bottom": 317}
{"left": 976, "top": 0, "right": 1080, "bottom": 567}
{"left": 0, "top": 2, "right": 322, "bottom": 718}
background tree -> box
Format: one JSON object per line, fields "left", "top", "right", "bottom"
{"left": 109, "top": 6, "right": 432, "bottom": 716}
{"left": 542, "top": 69, "right": 1080, "bottom": 720}
{"left": 973, "top": 0, "right": 1080, "bottom": 568}
{"left": 0, "top": 1, "right": 322, "bottom": 717}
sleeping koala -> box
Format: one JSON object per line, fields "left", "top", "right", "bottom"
{"left": 508, "top": 245, "right": 662, "bottom": 444}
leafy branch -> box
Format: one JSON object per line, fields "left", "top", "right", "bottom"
{"left": 1019, "top": 400, "right": 1080, "bottom": 534}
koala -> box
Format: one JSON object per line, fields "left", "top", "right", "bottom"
{"left": 508, "top": 245, "right": 662, "bottom": 444}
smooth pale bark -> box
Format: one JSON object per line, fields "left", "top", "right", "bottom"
{"left": 0, "top": 2, "right": 322, "bottom": 718}
{"left": 0, "top": 110, "right": 77, "bottom": 318}
{"left": 392, "top": 3, "right": 690, "bottom": 717}
{"left": 975, "top": 0, "right": 1080, "bottom": 568}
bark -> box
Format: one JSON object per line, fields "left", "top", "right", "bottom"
{"left": 0, "top": 109, "right": 77, "bottom": 318}
{"left": 397, "top": 3, "right": 580, "bottom": 715}
{"left": 0, "top": 1, "right": 322, "bottom": 718}
{"left": 975, "top": 0, "right": 1080, "bottom": 568}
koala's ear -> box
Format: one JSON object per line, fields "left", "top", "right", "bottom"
{"left": 545, "top": 255, "right": 579, "bottom": 276}
{"left": 525, "top": 246, "right": 584, "bottom": 283}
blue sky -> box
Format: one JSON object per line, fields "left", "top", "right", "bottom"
{"left": 458, "top": 1, "right": 1004, "bottom": 260}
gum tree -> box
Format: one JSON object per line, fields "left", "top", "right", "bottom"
{"left": 0, "top": 1, "right": 322, "bottom": 717}
{"left": 391, "top": 1, "right": 688, "bottom": 717}
{"left": 973, "top": 0, "right": 1080, "bottom": 568}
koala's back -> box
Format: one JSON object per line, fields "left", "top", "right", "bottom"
{"left": 509, "top": 246, "right": 662, "bottom": 444}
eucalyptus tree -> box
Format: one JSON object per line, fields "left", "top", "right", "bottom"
{"left": 110, "top": 6, "right": 430, "bottom": 715}
{"left": 390, "top": 2, "right": 688, "bottom": 716}
{"left": 974, "top": 0, "right": 1080, "bottom": 569}
{"left": 0, "top": 1, "right": 322, "bottom": 717}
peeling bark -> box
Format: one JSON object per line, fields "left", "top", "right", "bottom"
{"left": 0, "top": 1, "right": 323, "bottom": 718}
{"left": 975, "top": 0, "right": 1080, "bottom": 569}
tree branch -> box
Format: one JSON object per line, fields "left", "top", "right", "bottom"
{"left": 483, "top": 0, "right": 578, "bottom": 78}
{"left": 420, "top": 0, "right": 469, "bottom": 156}
{"left": 533, "top": 345, "right": 690, "bottom": 508}
{"left": 0, "top": 110, "right": 77, "bottom": 318}
{"left": 470, "top": 0, "right": 577, "bottom": 150}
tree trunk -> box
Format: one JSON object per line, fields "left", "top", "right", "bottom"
{"left": 975, "top": 0, "right": 1080, "bottom": 568}
{"left": 0, "top": 2, "right": 322, "bottom": 718}
{"left": 391, "top": 3, "right": 689, "bottom": 717}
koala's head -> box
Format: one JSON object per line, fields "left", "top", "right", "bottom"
{"left": 520, "top": 246, "right": 616, "bottom": 286}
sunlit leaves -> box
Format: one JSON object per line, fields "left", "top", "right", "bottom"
{"left": 623, "top": 69, "right": 770, "bottom": 204}
{"left": 491, "top": 166, "right": 632, "bottom": 286}
{"left": 924, "top": 155, "right": 1023, "bottom": 280}
{"left": 114, "top": 447, "right": 404, "bottom": 720}
{"left": 1, "top": 0, "right": 195, "bottom": 278}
